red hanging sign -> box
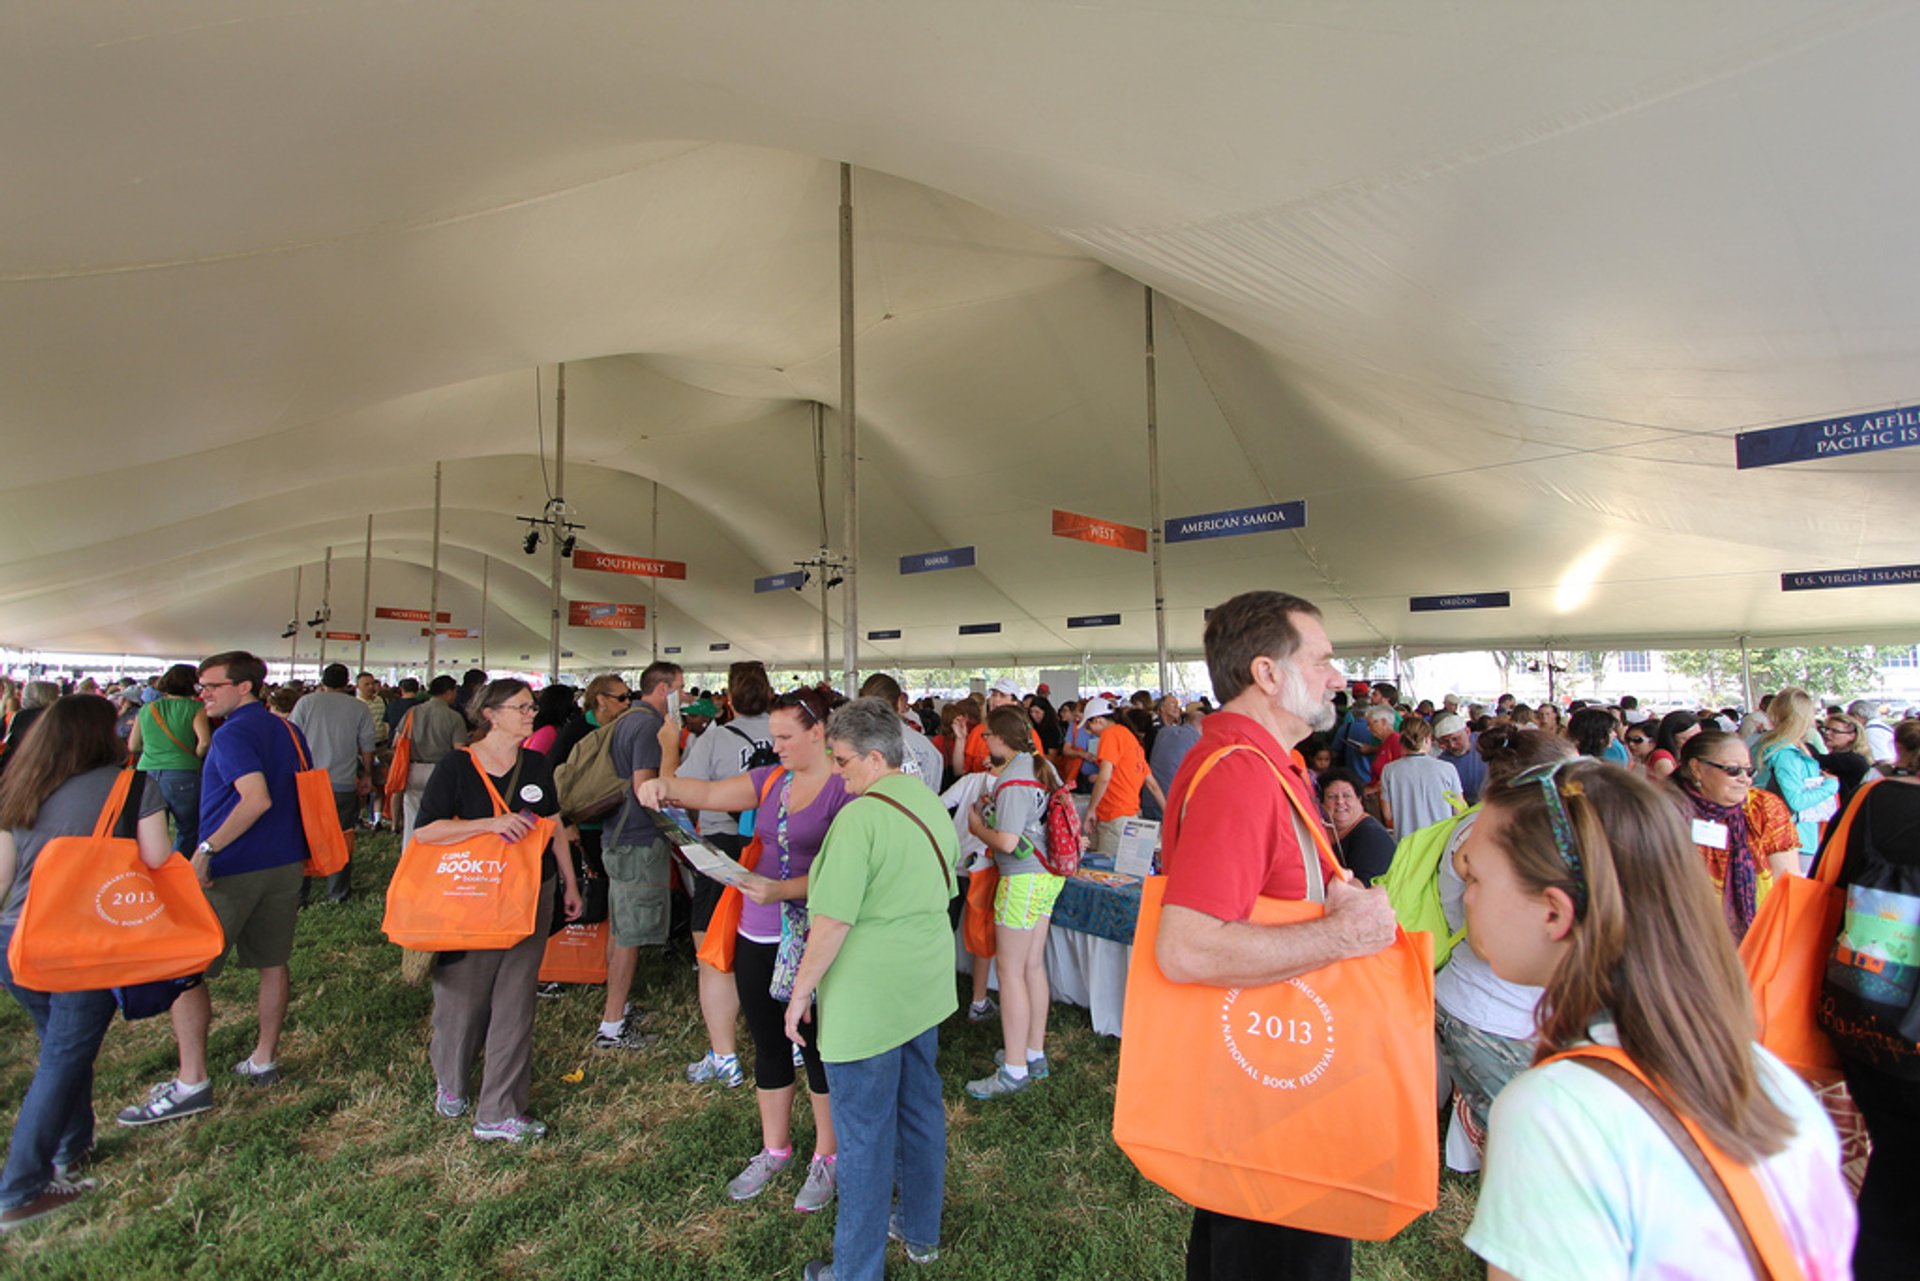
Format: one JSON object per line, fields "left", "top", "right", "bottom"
{"left": 321, "top": 630, "right": 368, "bottom": 642}
{"left": 1052, "top": 508, "right": 1148, "bottom": 553}
{"left": 569, "top": 601, "right": 647, "bottom": 629}
{"left": 375, "top": 607, "right": 452, "bottom": 623}
{"left": 419, "top": 627, "right": 477, "bottom": 639}
{"left": 573, "top": 550, "right": 687, "bottom": 580}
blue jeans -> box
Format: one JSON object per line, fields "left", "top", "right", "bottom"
{"left": 150, "top": 768, "right": 200, "bottom": 855}
{"left": 822, "top": 1025, "right": 945, "bottom": 1281}
{"left": 0, "top": 947, "right": 117, "bottom": 1209}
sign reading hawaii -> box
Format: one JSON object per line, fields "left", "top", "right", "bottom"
{"left": 572, "top": 550, "right": 688, "bottom": 580}
{"left": 1735, "top": 403, "right": 1920, "bottom": 469}
{"left": 1165, "top": 500, "right": 1307, "bottom": 543}
{"left": 1781, "top": 563, "right": 1920, "bottom": 592}
{"left": 900, "top": 546, "right": 975, "bottom": 575}
{"left": 1052, "top": 509, "right": 1148, "bottom": 553}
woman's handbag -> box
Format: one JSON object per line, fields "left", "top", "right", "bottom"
{"left": 379, "top": 750, "right": 555, "bottom": 951}
{"left": 694, "top": 769, "right": 785, "bottom": 973}
{"left": 7, "top": 769, "right": 224, "bottom": 992}
{"left": 383, "top": 709, "right": 415, "bottom": 802}
{"left": 283, "top": 721, "right": 350, "bottom": 878}
{"left": 539, "top": 920, "right": 611, "bottom": 984}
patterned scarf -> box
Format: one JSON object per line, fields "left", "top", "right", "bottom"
{"left": 1681, "top": 781, "right": 1758, "bottom": 938}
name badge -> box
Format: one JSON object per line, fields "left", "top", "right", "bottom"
{"left": 1691, "top": 819, "right": 1729, "bottom": 850}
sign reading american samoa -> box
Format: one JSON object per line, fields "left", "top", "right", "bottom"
{"left": 1219, "top": 978, "right": 1336, "bottom": 1090}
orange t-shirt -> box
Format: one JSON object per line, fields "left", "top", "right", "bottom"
{"left": 1093, "top": 726, "right": 1150, "bottom": 821}
{"left": 964, "top": 722, "right": 990, "bottom": 775}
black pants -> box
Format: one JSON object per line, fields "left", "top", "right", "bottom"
{"left": 1846, "top": 1061, "right": 1920, "bottom": 1281}
{"left": 733, "top": 937, "right": 828, "bottom": 1094}
{"left": 1186, "top": 1209, "right": 1351, "bottom": 1281}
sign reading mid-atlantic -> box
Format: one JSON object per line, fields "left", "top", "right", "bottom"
{"left": 1736, "top": 403, "right": 1920, "bottom": 469}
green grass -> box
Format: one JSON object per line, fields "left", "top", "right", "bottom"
{"left": 0, "top": 833, "right": 1483, "bottom": 1279}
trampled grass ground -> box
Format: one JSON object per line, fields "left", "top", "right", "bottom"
{"left": 0, "top": 834, "right": 1482, "bottom": 1279}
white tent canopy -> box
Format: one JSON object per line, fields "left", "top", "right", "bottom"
{"left": 5, "top": 2, "right": 1917, "bottom": 674}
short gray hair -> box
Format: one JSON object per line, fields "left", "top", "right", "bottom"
{"left": 826, "top": 697, "right": 905, "bottom": 768}
{"left": 22, "top": 681, "right": 59, "bottom": 709}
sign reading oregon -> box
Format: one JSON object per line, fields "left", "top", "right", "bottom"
{"left": 1219, "top": 979, "right": 1335, "bottom": 1090}
{"left": 95, "top": 870, "right": 167, "bottom": 927}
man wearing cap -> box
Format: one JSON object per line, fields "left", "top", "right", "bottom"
{"left": 1082, "top": 697, "right": 1164, "bottom": 855}
{"left": 952, "top": 678, "right": 1019, "bottom": 778}
{"left": 1432, "top": 713, "right": 1486, "bottom": 806}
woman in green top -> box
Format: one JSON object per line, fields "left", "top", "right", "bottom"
{"left": 125, "top": 664, "right": 209, "bottom": 855}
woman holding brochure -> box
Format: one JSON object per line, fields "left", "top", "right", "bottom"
{"left": 635, "top": 687, "right": 849, "bottom": 1214}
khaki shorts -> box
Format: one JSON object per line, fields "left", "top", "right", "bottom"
{"left": 205, "top": 860, "right": 304, "bottom": 978}
{"left": 1093, "top": 817, "right": 1135, "bottom": 856}
{"left": 602, "top": 837, "right": 672, "bottom": 949}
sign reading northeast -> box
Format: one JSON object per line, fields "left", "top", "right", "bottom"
{"left": 867, "top": 629, "right": 902, "bottom": 641}
{"left": 1409, "top": 592, "right": 1511, "bottom": 612}
{"left": 569, "top": 601, "right": 646, "bottom": 629}
{"left": 419, "top": 627, "right": 478, "bottom": 639}
{"left": 1068, "top": 613, "right": 1121, "bottom": 629}
{"left": 1165, "top": 500, "right": 1307, "bottom": 543}
{"left": 375, "top": 607, "right": 451, "bottom": 623}
{"left": 1051, "top": 508, "right": 1147, "bottom": 553}
{"left": 754, "top": 571, "right": 808, "bottom": 592}
{"left": 959, "top": 622, "right": 1001, "bottom": 635}
{"left": 573, "top": 550, "right": 688, "bottom": 580}
{"left": 1781, "top": 563, "right": 1920, "bottom": 592}
{"left": 1736, "top": 403, "right": 1920, "bottom": 469}
{"left": 900, "top": 546, "right": 975, "bottom": 575}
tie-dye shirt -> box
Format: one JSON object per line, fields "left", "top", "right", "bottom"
{"left": 1466, "top": 1020, "right": 1855, "bottom": 1280}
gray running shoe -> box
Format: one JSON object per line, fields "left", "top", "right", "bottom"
{"left": 592, "top": 1023, "right": 661, "bottom": 1051}
{"left": 232, "top": 1056, "right": 281, "bottom": 1086}
{"left": 472, "top": 1114, "right": 547, "bottom": 1143}
{"left": 966, "top": 997, "right": 998, "bottom": 1023}
{"left": 965, "top": 1065, "right": 1031, "bottom": 1100}
{"left": 888, "top": 1214, "right": 940, "bottom": 1264}
{"left": 793, "top": 1155, "right": 837, "bottom": 1213}
{"left": 115, "top": 1079, "right": 213, "bottom": 1127}
{"left": 994, "top": 1048, "right": 1051, "bottom": 1080}
{"left": 687, "top": 1051, "right": 745, "bottom": 1088}
{"left": 435, "top": 1085, "right": 469, "bottom": 1119}
{"left": 726, "top": 1149, "right": 791, "bottom": 1201}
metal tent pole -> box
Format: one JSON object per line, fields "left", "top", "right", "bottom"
{"left": 480, "top": 555, "right": 490, "bottom": 671}
{"left": 839, "top": 162, "right": 859, "bottom": 695}
{"left": 318, "top": 546, "right": 333, "bottom": 668}
{"left": 549, "top": 363, "right": 566, "bottom": 684}
{"left": 814, "top": 402, "right": 832, "bottom": 687}
{"left": 289, "top": 566, "right": 303, "bottom": 680}
{"left": 358, "top": 515, "right": 373, "bottom": 673}
{"left": 428, "top": 462, "right": 443, "bottom": 679}
{"left": 650, "top": 481, "right": 660, "bottom": 661}
{"left": 1144, "top": 286, "right": 1170, "bottom": 694}
{"left": 1739, "top": 635, "right": 1754, "bottom": 710}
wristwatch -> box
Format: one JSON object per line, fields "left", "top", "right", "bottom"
{"left": 193, "top": 840, "right": 217, "bottom": 858}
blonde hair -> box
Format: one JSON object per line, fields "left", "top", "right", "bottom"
{"left": 1755, "top": 687, "right": 1816, "bottom": 760}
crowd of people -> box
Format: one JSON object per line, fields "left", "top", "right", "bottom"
{"left": 0, "top": 623, "right": 1914, "bottom": 1279}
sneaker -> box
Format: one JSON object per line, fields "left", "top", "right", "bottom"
{"left": 592, "top": 1023, "right": 661, "bottom": 1052}
{"left": 994, "top": 1048, "right": 1051, "bottom": 1080}
{"left": 0, "top": 1179, "right": 96, "bottom": 1232}
{"left": 116, "top": 1078, "right": 213, "bottom": 1127}
{"left": 686, "top": 1051, "right": 745, "bottom": 1088}
{"left": 434, "top": 1085, "right": 469, "bottom": 1119}
{"left": 888, "top": 1214, "right": 940, "bottom": 1264}
{"left": 801, "top": 1263, "right": 835, "bottom": 1281}
{"left": 726, "top": 1149, "right": 791, "bottom": 1201}
{"left": 472, "top": 1115, "right": 547, "bottom": 1143}
{"left": 535, "top": 982, "right": 564, "bottom": 1000}
{"left": 793, "top": 1155, "right": 837, "bottom": 1213}
{"left": 232, "top": 1056, "right": 281, "bottom": 1086}
{"left": 51, "top": 1143, "right": 94, "bottom": 1183}
{"left": 966, "top": 997, "right": 998, "bottom": 1023}
{"left": 966, "top": 1065, "right": 1031, "bottom": 1100}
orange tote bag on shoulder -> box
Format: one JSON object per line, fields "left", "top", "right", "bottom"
{"left": 380, "top": 750, "right": 555, "bottom": 952}
{"left": 695, "top": 769, "right": 784, "bottom": 973}
{"left": 283, "top": 721, "right": 350, "bottom": 878}
{"left": 384, "top": 708, "right": 415, "bottom": 802}
{"left": 7, "top": 770, "right": 224, "bottom": 991}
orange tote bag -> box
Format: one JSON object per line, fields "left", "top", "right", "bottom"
{"left": 384, "top": 708, "right": 415, "bottom": 801}
{"left": 539, "top": 920, "right": 611, "bottom": 984}
{"left": 1113, "top": 747, "right": 1438, "bottom": 1241}
{"left": 695, "top": 769, "right": 784, "bottom": 973}
{"left": 282, "top": 721, "right": 350, "bottom": 878}
{"left": 7, "top": 770, "right": 224, "bottom": 992}
{"left": 380, "top": 751, "right": 555, "bottom": 951}
{"left": 963, "top": 866, "right": 999, "bottom": 957}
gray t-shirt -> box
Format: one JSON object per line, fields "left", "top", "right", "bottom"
{"left": 900, "top": 722, "right": 944, "bottom": 790}
{"left": 408, "top": 696, "right": 470, "bottom": 766}
{"left": 607, "top": 703, "right": 665, "bottom": 846}
{"left": 289, "top": 689, "right": 375, "bottom": 789}
{"left": 1380, "top": 752, "right": 1462, "bottom": 839}
{"left": 677, "top": 713, "right": 772, "bottom": 836}
{"left": 985, "top": 753, "right": 1053, "bottom": 878}
{"left": 3, "top": 766, "right": 166, "bottom": 934}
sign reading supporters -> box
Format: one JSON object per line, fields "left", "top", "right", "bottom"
{"left": 959, "top": 622, "right": 1001, "bottom": 636}
{"left": 1052, "top": 508, "right": 1147, "bottom": 553}
{"left": 573, "top": 550, "right": 688, "bottom": 580}
{"left": 376, "top": 607, "right": 451, "bottom": 623}
{"left": 1068, "top": 613, "right": 1121, "bottom": 629}
{"left": 900, "top": 547, "right": 975, "bottom": 575}
{"left": 754, "top": 571, "right": 809, "bottom": 592}
{"left": 1409, "top": 592, "right": 1511, "bottom": 612}
{"left": 1737, "top": 403, "right": 1920, "bottom": 469}
{"left": 320, "top": 630, "right": 367, "bottom": 641}
{"left": 1781, "top": 563, "right": 1920, "bottom": 592}
{"left": 1165, "top": 500, "right": 1306, "bottom": 543}
{"left": 867, "top": 629, "right": 902, "bottom": 641}
{"left": 568, "top": 601, "right": 646, "bottom": 629}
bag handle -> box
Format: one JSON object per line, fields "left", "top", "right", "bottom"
{"left": 90, "top": 768, "right": 140, "bottom": 841}
{"left": 396, "top": 708, "right": 415, "bottom": 743}
{"left": 1544, "top": 1046, "right": 1805, "bottom": 1281}
{"left": 282, "top": 719, "right": 313, "bottom": 772}
{"left": 863, "top": 788, "right": 951, "bottom": 883}
{"left": 1180, "top": 745, "right": 1342, "bottom": 904}
{"left": 1810, "top": 778, "right": 1878, "bottom": 886}
{"left": 145, "top": 701, "right": 193, "bottom": 755}
{"left": 461, "top": 746, "right": 524, "bottom": 819}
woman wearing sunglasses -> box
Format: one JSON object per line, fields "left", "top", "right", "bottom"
{"left": 1671, "top": 730, "right": 1800, "bottom": 942}
{"left": 1643, "top": 709, "right": 1701, "bottom": 782}
{"left": 1459, "top": 758, "right": 1854, "bottom": 1278}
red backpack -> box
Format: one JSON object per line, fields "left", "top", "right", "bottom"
{"left": 994, "top": 775, "right": 1082, "bottom": 878}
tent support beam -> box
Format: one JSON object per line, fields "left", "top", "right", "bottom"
{"left": 1739, "top": 634, "right": 1754, "bottom": 711}
{"left": 318, "top": 546, "right": 333, "bottom": 667}
{"left": 1144, "top": 286, "right": 1170, "bottom": 694}
{"left": 358, "top": 515, "right": 373, "bottom": 673}
{"left": 839, "top": 162, "right": 858, "bottom": 695}
{"left": 814, "top": 402, "right": 831, "bottom": 687}
{"left": 650, "top": 481, "right": 661, "bottom": 662}
{"left": 549, "top": 363, "right": 566, "bottom": 684}
{"left": 289, "top": 566, "right": 302, "bottom": 680}
{"left": 428, "top": 462, "right": 442, "bottom": 679}
{"left": 479, "top": 554, "right": 489, "bottom": 671}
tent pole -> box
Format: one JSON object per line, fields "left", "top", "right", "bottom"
{"left": 479, "top": 554, "right": 489, "bottom": 671}
{"left": 289, "top": 566, "right": 303, "bottom": 681}
{"left": 318, "top": 546, "right": 333, "bottom": 668}
{"left": 428, "top": 462, "right": 443, "bottom": 680}
{"left": 814, "top": 402, "right": 832, "bottom": 687}
{"left": 650, "top": 481, "right": 661, "bottom": 662}
{"left": 1144, "top": 286, "right": 1170, "bottom": 694}
{"left": 549, "top": 363, "right": 566, "bottom": 685}
{"left": 1739, "top": 634, "right": 1754, "bottom": 711}
{"left": 839, "top": 162, "right": 859, "bottom": 695}
{"left": 358, "top": 515, "right": 373, "bottom": 673}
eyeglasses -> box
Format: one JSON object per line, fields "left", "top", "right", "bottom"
{"left": 1624, "top": 735, "right": 1649, "bottom": 745}
{"left": 1509, "top": 759, "right": 1589, "bottom": 919}
{"left": 499, "top": 701, "right": 536, "bottom": 715}
{"left": 601, "top": 691, "right": 632, "bottom": 703}
{"left": 1821, "top": 724, "right": 1856, "bottom": 736}
{"left": 1696, "top": 759, "right": 1756, "bottom": 779}
{"left": 195, "top": 679, "right": 236, "bottom": 694}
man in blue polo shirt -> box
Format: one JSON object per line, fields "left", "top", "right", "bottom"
{"left": 118, "top": 651, "right": 310, "bottom": 1126}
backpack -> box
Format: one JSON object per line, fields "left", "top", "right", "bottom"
{"left": 723, "top": 723, "right": 780, "bottom": 771}
{"left": 554, "top": 720, "right": 627, "bottom": 822}
{"left": 1379, "top": 808, "right": 1471, "bottom": 971}
{"left": 994, "top": 773, "right": 1083, "bottom": 877}
{"left": 1817, "top": 780, "right": 1920, "bottom": 1080}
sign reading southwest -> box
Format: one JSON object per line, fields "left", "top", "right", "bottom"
{"left": 1409, "top": 592, "right": 1511, "bottom": 612}
{"left": 1781, "top": 563, "right": 1920, "bottom": 592}
{"left": 900, "top": 547, "right": 975, "bottom": 575}
{"left": 1165, "top": 500, "right": 1307, "bottom": 543}
{"left": 1735, "top": 403, "right": 1920, "bottom": 469}
{"left": 1051, "top": 508, "right": 1147, "bottom": 553}
{"left": 572, "top": 550, "right": 688, "bottom": 580}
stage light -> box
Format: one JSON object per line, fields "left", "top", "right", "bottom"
{"left": 523, "top": 528, "right": 541, "bottom": 555}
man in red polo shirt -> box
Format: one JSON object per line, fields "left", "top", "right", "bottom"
{"left": 1154, "top": 591, "right": 1397, "bottom": 1281}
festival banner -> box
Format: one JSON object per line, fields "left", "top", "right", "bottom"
{"left": 959, "top": 622, "right": 1002, "bottom": 636}
{"left": 1409, "top": 592, "right": 1511, "bottom": 612}
{"left": 754, "top": 571, "right": 809, "bottom": 592}
{"left": 1052, "top": 509, "right": 1148, "bottom": 553}
{"left": 900, "top": 547, "right": 975, "bottom": 575}
{"left": 572, "top": 550, "right": 687, "bottom": 580}
{"left": 568, "top": 601, "right": 646, "bottom": 629}
{"left": 867, "top": 629, "right": 903, "bottom": 641}
{"left": 375, "top": 607, "right": 451, "bottom": 623}
{"left": 1165, "top": 500, "right": 1306, "bottom": 543}
{"left": 1067, "top": 613, "right": 1122, "bottom": 628}
{"left": 321, "top": 630, "right": 367, "bottom": 641}
{"left": 1736, "top": 403, "right": 1920, "bottom": 469}
{"left": 1781, "top": 563, "right": 1920, "bottom": 592}
{"left": 419, "top": 627, "right": 477, "bottom": 639}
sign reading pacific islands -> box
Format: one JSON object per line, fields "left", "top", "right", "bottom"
{"left": 573, "top": 550, "right": 687, "bottom": 580}
{"left": 1735, "top": 403, "right": 1920, "bottom": 469}
{"left": 1165, "top": 500, "right": 1307, "bottom": 543}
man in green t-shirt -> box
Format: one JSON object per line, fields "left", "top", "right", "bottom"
{"left": 784, "top": 698, "right": 958, "bottom": 1281}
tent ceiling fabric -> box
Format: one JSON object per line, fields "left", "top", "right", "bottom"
{"left": 4, "top": 2, "right": 1917, "bottom": 672}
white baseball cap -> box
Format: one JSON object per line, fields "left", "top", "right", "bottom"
{"left": 1432, "top": 713, "right": 1467, "bottom": 737}
{"left": 988, "top": 677, "right": 1021, "bottom": 698}
{"left": 1081, "top": 696, "right": 1118, "bottom": 720}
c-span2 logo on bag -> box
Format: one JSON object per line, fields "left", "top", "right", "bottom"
{"left": 1219, "top": 979, "right": 1336, "bottom": 1090}
{"left": 94, "top": 870, "right": 166, "bottom": 927}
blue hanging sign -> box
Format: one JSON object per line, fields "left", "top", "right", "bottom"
{"left": 663, "top": 646, "right": 682, "bottom": 655}
{"left": 709, "top": 642, "right": 732, "bottom": 652}
{"left": 1781, "top": 563, "right": 1920, "bottom": 591}
{"left": 958, "top": 622, "right": 1001, "bottom": 636}
{"left": 610, "top": 648, "right": 628, "bottom": 657}
{"left": 1736, "top": 404, "right": 1920, "bottom": 469}
{"left": 1409, "top": 591, "right": 1512, "bottom": 612}
{"left": 867, "top": 629, "right": 902, "bottom": 641}
{"left": 1068, "top": 613, "right": 1121, "bottom": 629}
{"left": 1165, "top": 500, "right": 1307, "bottom": 543}
{"left": 900, "top": 546, "right": 976, "bottom": 575}
{"left": 754, "top": 571, "right": 808, "bottom": 593}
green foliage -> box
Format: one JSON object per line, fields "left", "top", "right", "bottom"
{"left": 1664, "top": 646, "right": 1882, "bottom": 705}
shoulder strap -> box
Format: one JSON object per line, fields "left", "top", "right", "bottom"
{"left": 1179, "top": 744, "right": 1341, "bottom": 903}
{"left": 724, "top": 723, "right": 755, "bottom": 746}
{"left": 1546, "top": 1046, "right": 1805, "bottom": 1281}
{"left": 112, "top": 770, "right": 149, "bottom": 840}
{"left": 282, "top": 718, "right": 312, "bottom": 771}
{"left": 462, "top": 746, "right": 511, "bottom": 817}
{"left": 90, "top": 769, "right": 139, "bottom": 841}
{"left": 397, "top": 708, "right": 415, "bottom": 742}
{"left": 145, "top": 701, "right": 193, "bottom": 753}
{"left": 865, "top": 787, "right": 951, "bottom": 883}
{"left": 758, "top": 767, "right": 786, "bottom": 805}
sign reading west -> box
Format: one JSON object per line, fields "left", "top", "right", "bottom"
{"left": 375, "top": 607, "right": 451, "bottom": 623}
{"left": 572, "top": 550, "right": 688, "bottom": 580}
{"left": 1409, "top": 592, "right": 1511, "bottom": 612}
{"left": 1067, "top": 613, "right": 1121, "bottom": 629}
{"left": 754, "top": 571, "right": 809, "bottom": 593}
{"left": 569, "top": 601, "right": 646, "bottom": 629}
{"left": 1736, "top": 403, "right": 1920, "bottom": 469}
{"left": 1165, "top": 500, "right": 1307, "bottom": 543}
{"left": 1781, "top": 563, "right": 1920, "bottom": 592}
{"left": 1051, "top": 509, "right": 1147, "bottom": 553}
{"left": 900, "top": 546, "right": 975, "bottom": 575}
